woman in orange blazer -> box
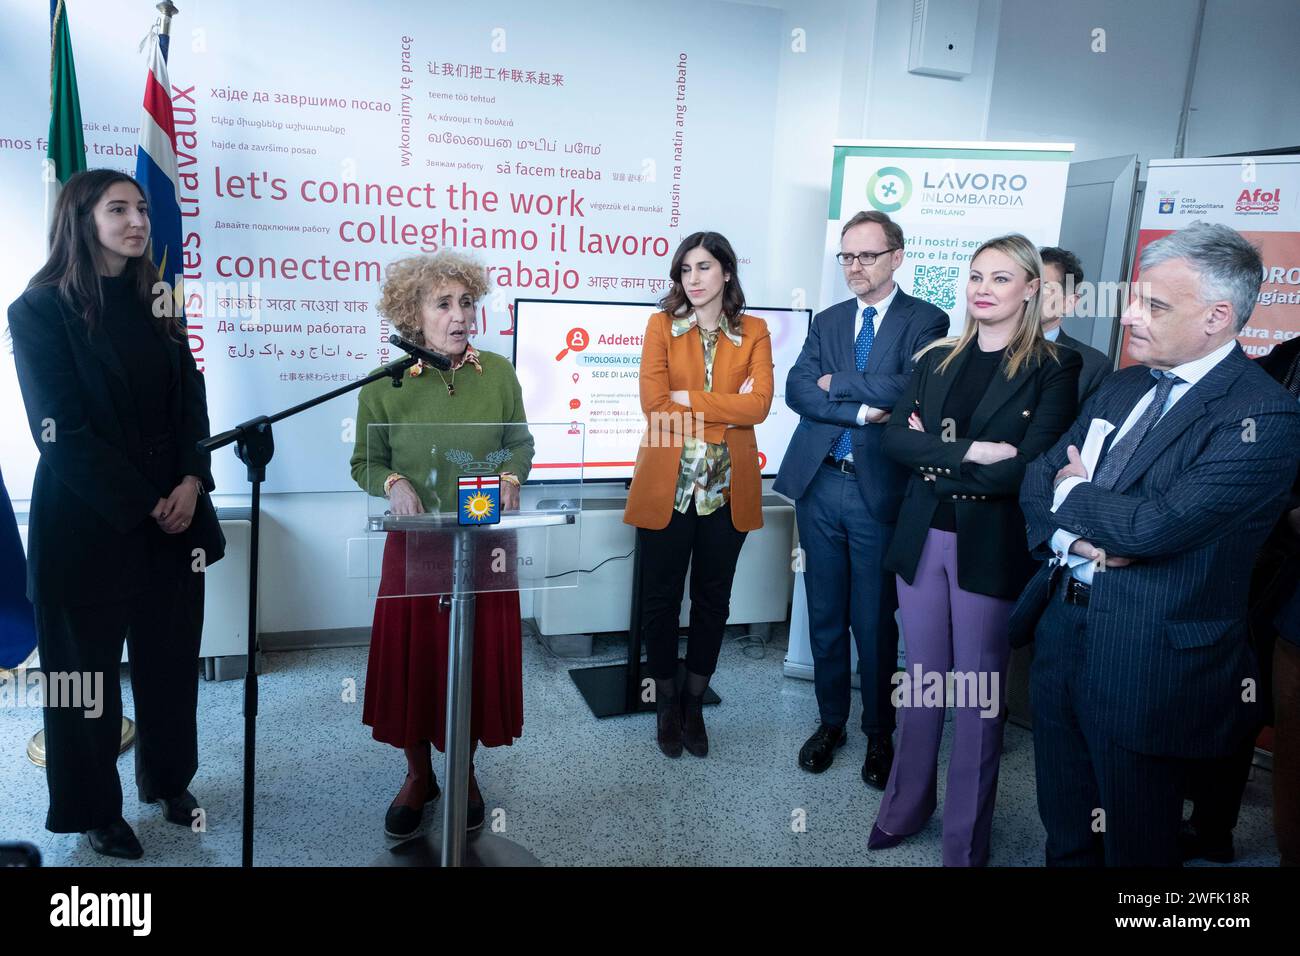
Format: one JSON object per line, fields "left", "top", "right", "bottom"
{"left": 624, "top": 231, "right": 774, "bottom": 758}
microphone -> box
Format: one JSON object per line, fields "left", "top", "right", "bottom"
{"left": 387, "top": 334, "right": 453, "bottom": 371}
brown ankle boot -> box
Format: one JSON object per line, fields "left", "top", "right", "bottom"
{"left": 656, "top": 691, "right": 683, "bottom": 758}
{"left": 681, "top": 691, "right": 708, "bottom": 757}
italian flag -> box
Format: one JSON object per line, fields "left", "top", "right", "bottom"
{"left": 45, "top": 0, "right": 86, "bottom": 243}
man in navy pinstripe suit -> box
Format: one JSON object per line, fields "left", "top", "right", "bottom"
{"left": 1013, "top": 223, "right": 1300, "bottom": 866}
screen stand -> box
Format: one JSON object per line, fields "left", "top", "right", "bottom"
{"left": 568, "top": 531, "right": 720, "bottom": 718}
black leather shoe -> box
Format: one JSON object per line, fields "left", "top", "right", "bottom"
{"left": 862, "top": 734, "right": 894, "bottom": 790}
{"left": 384, "top": 776, "right": 441, "bottom": 839}
{"left": 86, "top": 818, "right": 143, "bottom": 860}
{"left": 1179, "top": 822, "right": 1234, "bottom": 864}
{"left": 142, "top": 789, "right": 199, "bottom": 826}
{"left": 656, "top": 692, "right": 683, "bottom": 758}
{"left": 681, "top": 691, "right": 708, "bottom": 757}
{"left": 798, "top": 724, "right": 846, "bottom": 773}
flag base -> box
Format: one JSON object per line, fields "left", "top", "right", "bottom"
{"left": 26, "top": 717, "right": 136, "bottom": 767}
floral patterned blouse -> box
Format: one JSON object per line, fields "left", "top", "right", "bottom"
{"left": 671, "top": 311, "right": 742, "bottom": 516}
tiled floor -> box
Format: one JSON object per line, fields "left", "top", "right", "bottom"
{"left": 0, "top": 627, "right": 1281, "bottom": 866}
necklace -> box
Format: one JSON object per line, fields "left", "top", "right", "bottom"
{"left": 434, "top": 365, "right": 456, "bottom": 396}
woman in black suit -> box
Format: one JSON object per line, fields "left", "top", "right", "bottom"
{"left": 8, "top": 169, "right": 224, "bottom": 859}
{"left": 870, "top": 233, "right": 1080, "bottom": 866}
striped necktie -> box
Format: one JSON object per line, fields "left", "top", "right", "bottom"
{"left": 1092, "top": 370, "right": 1181, "bottom": 490}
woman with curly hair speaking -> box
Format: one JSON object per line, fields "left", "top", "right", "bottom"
{"left": 350, "top": 252, "right": 533, "bottom": 839}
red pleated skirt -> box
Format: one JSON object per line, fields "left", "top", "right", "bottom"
{"left": 362, "top": 532, "right": 523, "bottom": 750}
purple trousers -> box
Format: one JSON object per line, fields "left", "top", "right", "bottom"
{"left": 874, "top": 529, "right": 1013, "bottom": 866}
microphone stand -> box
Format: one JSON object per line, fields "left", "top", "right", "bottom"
{"left": 198, "top": 353, "right": 418, "bottom": 867}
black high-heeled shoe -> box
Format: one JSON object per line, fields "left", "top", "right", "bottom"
{"left": 141, "top": 789, "right": 199, "bottom": 826}
{"left": 86, "top": 818, "right": 144, "bottom": 860}
{"left": 384, "top": 775, "right": 441, "bottom": 839}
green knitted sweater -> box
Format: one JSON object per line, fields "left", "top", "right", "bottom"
{"left": 349, "top": 351, "right": 534, "bottom": 513}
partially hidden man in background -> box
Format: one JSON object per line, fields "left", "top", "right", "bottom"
{"left": 1038, "top": 245, "right": 1112, "bottom": 405}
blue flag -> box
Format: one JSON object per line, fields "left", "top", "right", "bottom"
{"left": 0, "top": 467, "right": 37, "bottom": 670}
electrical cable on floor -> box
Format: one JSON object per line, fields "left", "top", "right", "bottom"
{"left": 729, "top": 630, "right": 770, "bottom": 660}
{"left": 543, "top": 548, "right": 635, "bottom": 580}
{"left": 531, "top": 547, "right": 636, "bottom": 658}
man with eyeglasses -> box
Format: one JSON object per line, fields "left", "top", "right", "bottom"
{"left": 776, "top": 210, "right": 948, "bottom": 786}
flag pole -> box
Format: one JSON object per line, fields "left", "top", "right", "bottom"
{"left": 157, "top": 1, "right": 178, "bottom": 38}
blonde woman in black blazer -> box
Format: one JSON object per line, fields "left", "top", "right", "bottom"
{"left": 869, "top": 234, "right": 1080, "bottom": 865}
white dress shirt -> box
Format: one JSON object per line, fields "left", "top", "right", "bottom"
{"left": 841, "top": 284, "right": 899, "bottom": 462}
{"left": 1049, "top": 339, "right": 1238, "bottom": 584}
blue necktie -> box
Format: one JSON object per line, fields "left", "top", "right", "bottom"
{"left": 830, "top": 306, "right": 877, "bottom": 461}
{"left": 1092, "top": 370, "right": 1181, "bottom": 490}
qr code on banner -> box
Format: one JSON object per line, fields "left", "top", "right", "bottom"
{"left": 913, "top": 265, "right": 960, "bottom": 310}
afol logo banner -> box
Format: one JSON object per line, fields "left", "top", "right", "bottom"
{"left": 1236, "top": 187, "right": 1282, "bottom": 214}
{"left": 1126, "top": 156, "right": 1300, "bottom": 366}
{"left": 866, "top": 166, "right": 912, "bottom": 213}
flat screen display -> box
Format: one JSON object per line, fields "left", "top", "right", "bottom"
{"left": 512, "top": 298, "right": 811, "bottom": 482}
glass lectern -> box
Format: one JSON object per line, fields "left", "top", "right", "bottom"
{"left": 363, "top": 422, "right": 583, "bottom": 867}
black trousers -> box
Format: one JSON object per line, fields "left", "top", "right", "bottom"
{"left": 34, "top": 530, "right": 205, "bottom": 833}
{"left": 1031, "top": 592, "right": 1186, "bottom": 867}
{"left": 637, "top": 500, "right": 747, "bottom": 682}
{"left": 1186, "top": 730, "right": 1259, "bottom": 835}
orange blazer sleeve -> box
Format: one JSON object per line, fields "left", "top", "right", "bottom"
{"left": 688, "top": 318, "right": 774, "bottom": 426}
{"left": 638, "top": 313, "right": 686, "bottom": 415}
{"left": 638, "top": 312, "right": 698, "bottom": 439}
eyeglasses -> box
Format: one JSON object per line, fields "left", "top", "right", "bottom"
{"left": 835, "top": 249, "right": 898, "bottom": 267}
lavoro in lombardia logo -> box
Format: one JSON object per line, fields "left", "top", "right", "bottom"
{"left": 866, "top": 166, "right": 913, "bottom": 213}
